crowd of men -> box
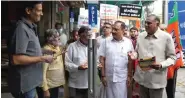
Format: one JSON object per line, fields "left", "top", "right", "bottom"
{"left": 7, "top": 1, "right": 178, "bottom": 98}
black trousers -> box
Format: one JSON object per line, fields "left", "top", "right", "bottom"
{"left": 36, "top": 87, "right": 60, "bottom": 98}
{"left": 166, "top": 69, "right": 178, "bottom": 98}
{"left": 69, "top": 87, "right": 88, "bottom": 98}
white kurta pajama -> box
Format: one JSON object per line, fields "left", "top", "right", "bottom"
{"left": 65, "top": 40, "right": 89, "bottom": 98}
{"left": 65, "top": 40, "right": 88, "bottom": 89}
{"left": 99, "top": 37, "right": 134, "bottom": 98}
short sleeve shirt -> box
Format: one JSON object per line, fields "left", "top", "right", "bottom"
{"left": 8, "top": 17, "right": 43, "bottom": 94}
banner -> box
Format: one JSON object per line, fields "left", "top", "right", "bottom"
{"left": 100, "top": 4, "right": 118, "bottom": 26}
{"left": 179, "top": 10, "right": 185, "bottom": 50}
{"left": 100, "top": 4, "right": 118, "bottom": 20}
{"left": 169, "top": 1, "right": 185, "bottom": 49}
{"left": 88, "top": 4, "right": 98, "bottom": 30}
{"left": 88, "top": 4, "right": 98, "bottom": 39}
{"left": 167, "top": 2, "right": 183, "bottom": 71}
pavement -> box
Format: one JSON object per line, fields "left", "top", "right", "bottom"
{"left": 2, "top": 68, "right": 185, "bottom": 98}
{"left": 175, "top": 68, "right": 185, "bottom": 98}
{"left": 163, "top": 68, "right": 185, "bottom": 98}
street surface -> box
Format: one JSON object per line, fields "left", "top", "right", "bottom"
{"left": 2, "top": 68, "right": 185, "bottom": 98}
{"left": 163, "top": 68, "right": 185, "bottom": 98}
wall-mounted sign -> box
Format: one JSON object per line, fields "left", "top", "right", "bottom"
{"left": 119, "top": 4, "right": 142, "bottom": 18}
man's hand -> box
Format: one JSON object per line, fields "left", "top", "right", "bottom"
{"left": 42, "top": 55, "right": 54, "bottom": 63}
{"left": 44, "top": 90, "right": 50, "bottom": 98}
{"left": 78, "top": 62, "right": 88, "bottom": 70}
{"left": 61, "top": 49, "right": 67, "bottom": 54}
{"left": 127, "top": 76, "right": 132, "bottom": 87}
{"left": 149, "top": 63, "right": 162, "bottom": 70}
{"left": 42, "top": 48, "right": 55, "bottom": 55}
{"left": 101, "top": 76, "right": 107, "bottom": 87}
{"left": 128, "top": 51, "right": 137, "bottom": 60}
{"left": 98, "top": 63, "right": 103, "bottom": 69}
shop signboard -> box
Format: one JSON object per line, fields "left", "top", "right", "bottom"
{"left": 119, "top": 4, "right": 142, "bottom": 18}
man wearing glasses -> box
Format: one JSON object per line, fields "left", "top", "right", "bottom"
{"left": 97, "top": 22, "right": 112, "bottom": 48}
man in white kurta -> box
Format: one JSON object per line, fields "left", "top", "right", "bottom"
{"left": 65, "top": 26, "right": 89, "bottom": 98}
{"left": 99, "top": 21, "right": 134, "bottom": 98}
